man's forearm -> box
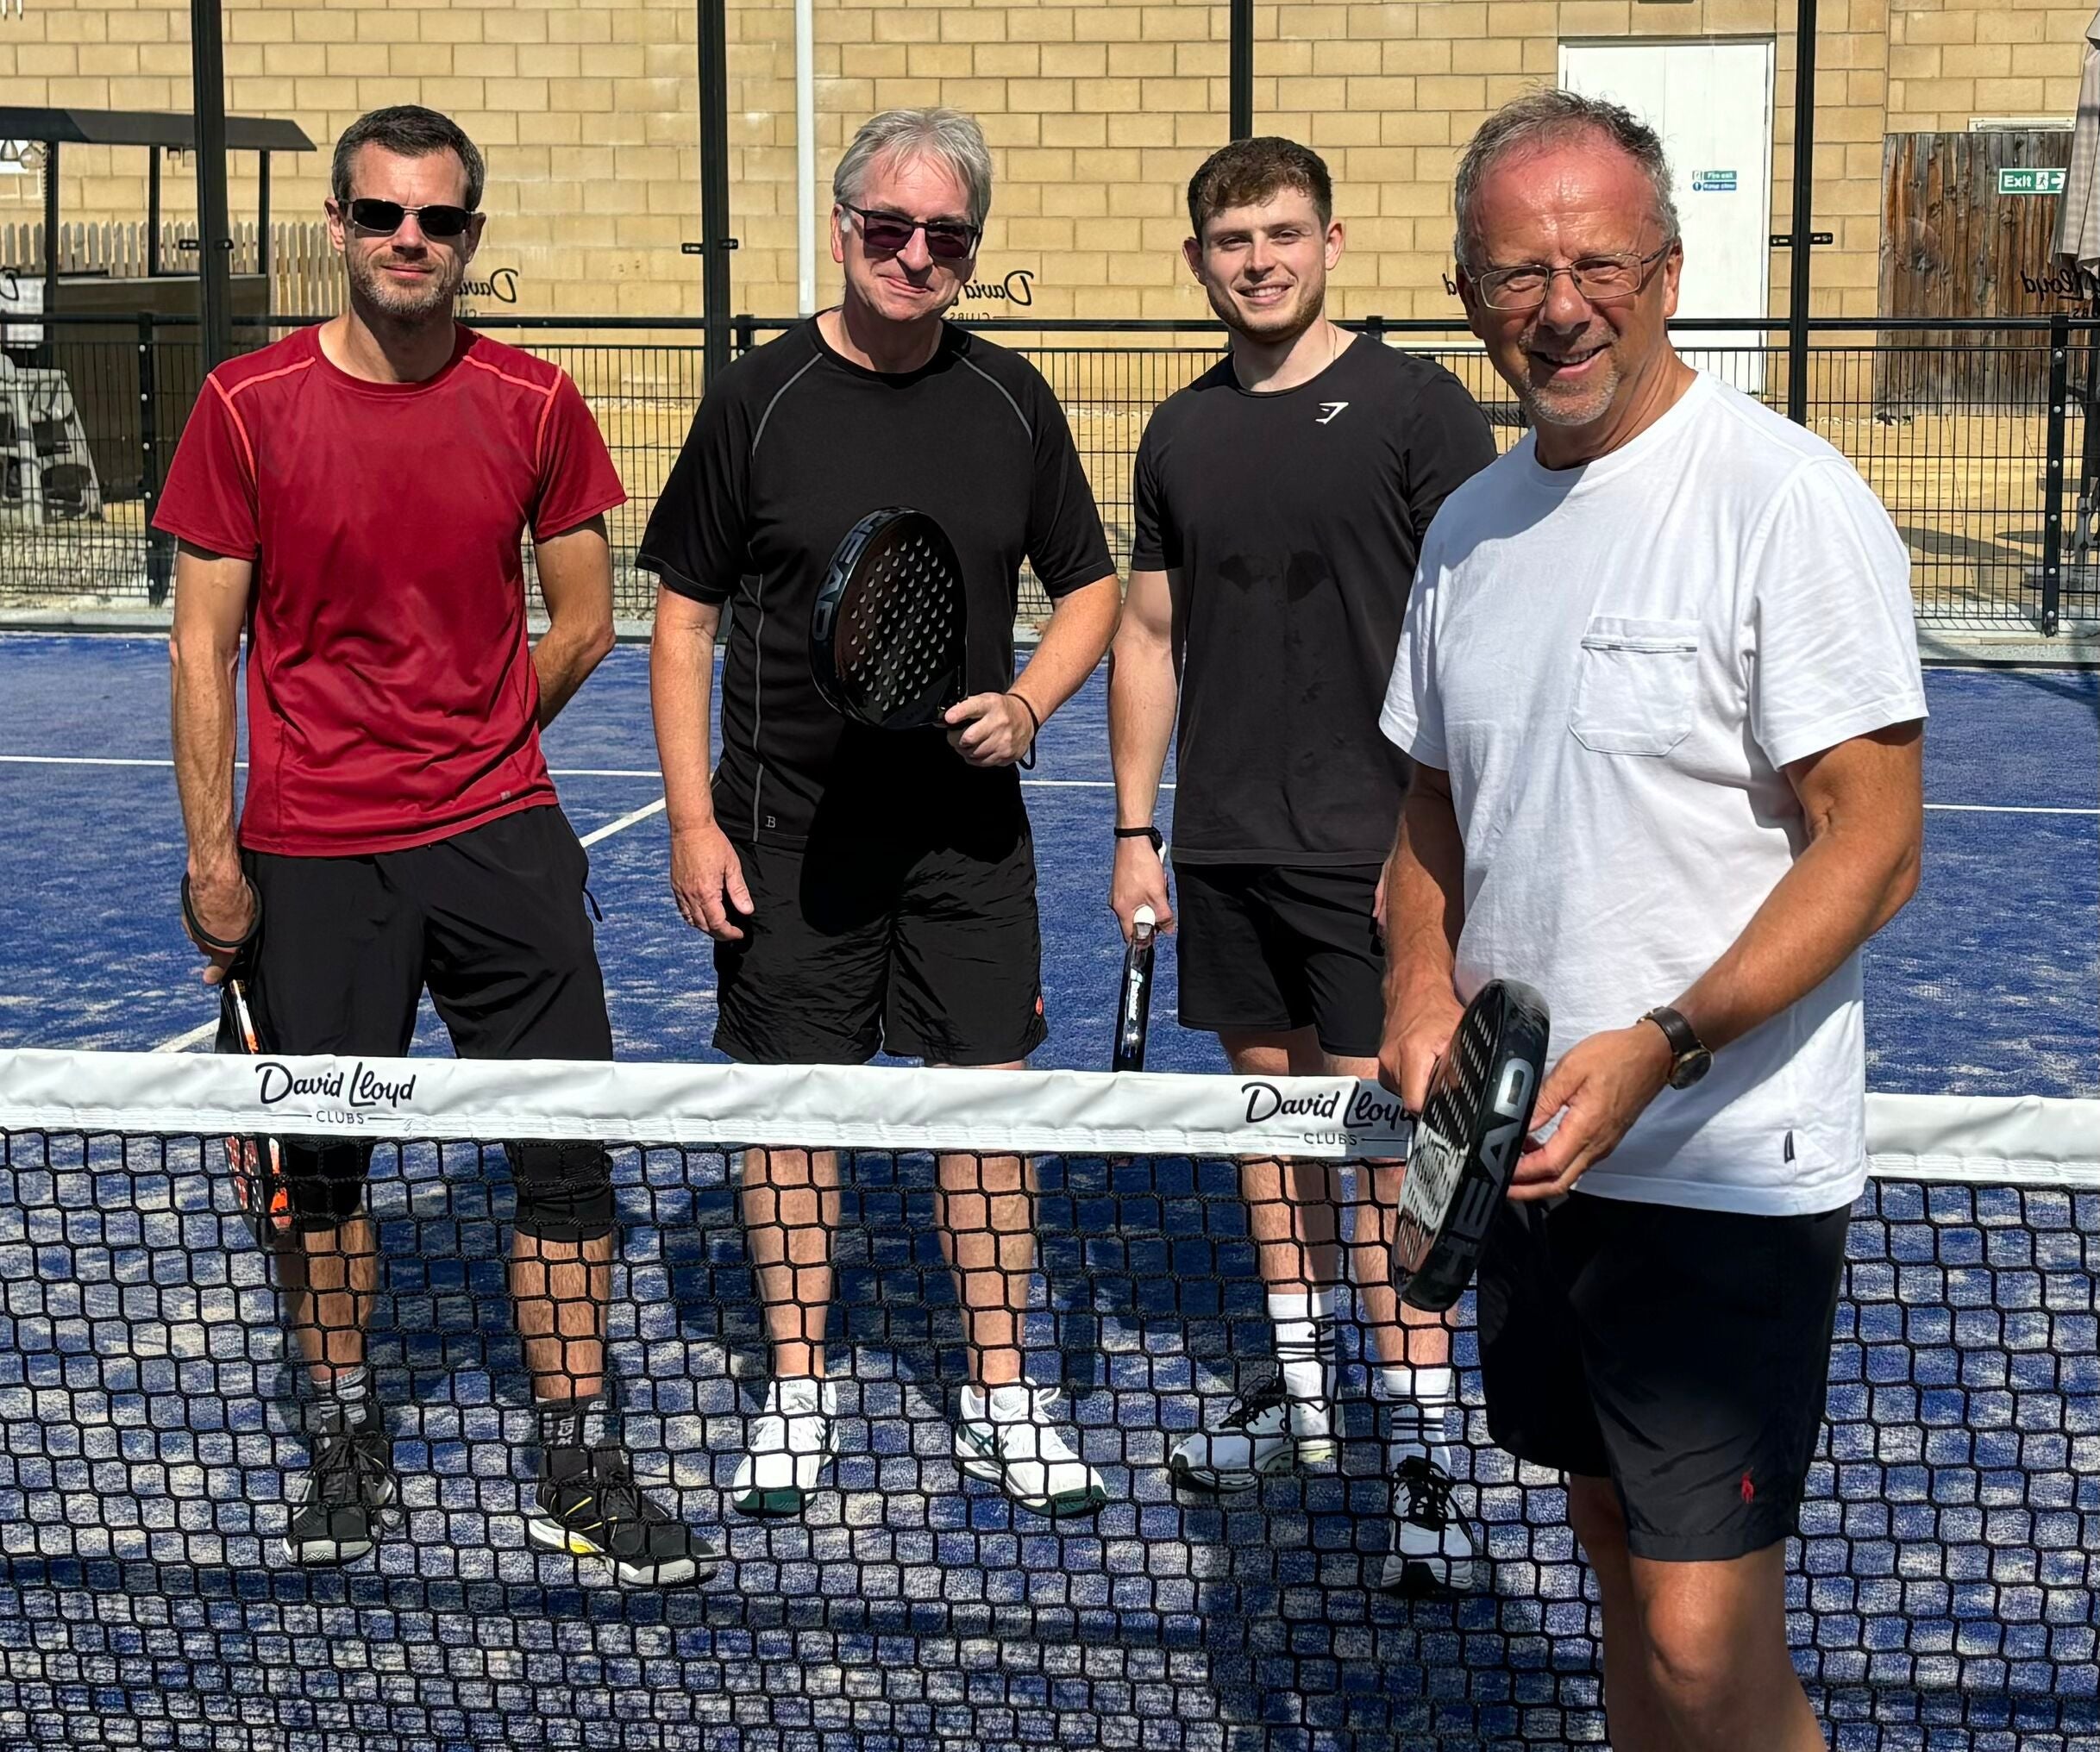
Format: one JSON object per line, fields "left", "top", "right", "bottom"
{"left": 171, "top": 642, "right": 242, "bottom": 885}
{"left": 1382, "top": 785, "right": 1466, "bottom": 1016}
{"left": 1674, "top": 823, "right": 1918, "bottom": 1056}
{"left": 532, "top": 614, "right": 615, "bottom": 729}
{"left": 1106, "top": 633, "right": 1176, "bottom": 829}
{"left": 649, "top": 613, "right": 718, "bottom": 831}
{"left": 1012, "top": 577, "right": 1119, "bottom": 723}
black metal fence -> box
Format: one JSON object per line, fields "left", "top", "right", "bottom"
{"left": 4, "top": 312, "right": 2097, "bottom": 635}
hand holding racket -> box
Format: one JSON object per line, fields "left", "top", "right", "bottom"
{"left": 179, "top": 870, "right": 260, "bottom": 986}
{"left": 1389, "top": 979, "right": 1551, "bottom": 1312}
{"left": 943, "top": 691, "right": 1039, "bottom": 767}
{"left": 1504, "top": 1021, "right": 1674, "bottom": 1200}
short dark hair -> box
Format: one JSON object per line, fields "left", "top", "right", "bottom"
{"left": 331, "top": 105, "right": 486, "bottom": 212}
{"left": 1186, "top": 137, "right": 1332, "bottom": 239}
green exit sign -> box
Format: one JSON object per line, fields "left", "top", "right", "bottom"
{"left": 1999, "top": 167, "right": 2067, "bottom": 196}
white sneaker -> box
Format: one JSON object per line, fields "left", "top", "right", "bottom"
{"left": 1379, "top": 1452, "right": 1480, "bottom": 1594}
{"left": 731, "top": 1376, "right": 837, "bottom": 1517}
{"left": 955, "top": 1384, "right": 1107, "bottom": 1517}
{"left": 1167, "top": 1373, "right": 1336, "bottom": 1492}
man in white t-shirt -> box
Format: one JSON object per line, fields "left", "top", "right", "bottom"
{"left": 1378, "top": 91, "right": 1927, "bottom": 1751}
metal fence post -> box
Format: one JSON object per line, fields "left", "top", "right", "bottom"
{"left": 733, "top": 313, "right": 755, "bottom": 356}
{"left": 138, "top": 311, "right": 173, "bottom": 607}
{"left": 2042, "top": 310, "right": 2068, "bottom": 638}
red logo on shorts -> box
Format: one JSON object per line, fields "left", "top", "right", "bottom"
{"left": 1740, "top": 1470, "right": 1756, "bottom": 1504}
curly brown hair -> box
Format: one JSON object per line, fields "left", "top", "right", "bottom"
{"left": 1185, "top": 137, "right": 1332, "bottom": 240}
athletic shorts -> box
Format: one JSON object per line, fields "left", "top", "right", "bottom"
{"left": 1476, "top": 1189, "right": 1851, "bottom": 1562}
{"left": 1172, "top": 861, "right": 1385, "bottom": 1061}
{"left": 226, "top": 805, "right": 615, "bottom": 1241}
{"left": 712, "top": 823, "right": 1046, "bottom": 1067}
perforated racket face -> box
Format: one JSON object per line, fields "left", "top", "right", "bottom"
{"left": 1391, "top": 979, "right": 1550, "bottom": 1312}
{"left": 811, "top": 509, "right": 969, "bottom": 730}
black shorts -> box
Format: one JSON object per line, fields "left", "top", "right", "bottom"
{"left": 1477, "top": 1190, "right": 1851, "bottom": 1562}
{"left": 712, "top": 823, "right": 1046, "bottom": 1067}
{"left": 1173, "top": 861, "right": 1384, "bottom": 1060}
{"left": 228, "top": 805, "right": 615, "bottom": 1241}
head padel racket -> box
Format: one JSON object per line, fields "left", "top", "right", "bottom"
{"left": 221, "top": 974, "right": 292, "bottom": 1246}
{"left": 1390, "top": 979, "right": 1551, "bottom": 1313}
{"left": 810, "top": 507, "right": 968, "bottom": 730}
{"left": 1112, "top": 904, "right": 1157, "bottom": 1072}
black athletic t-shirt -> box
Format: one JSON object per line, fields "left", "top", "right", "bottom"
{"left": 638, "top": 319, "right": 1113, "bottom": 848}
{"left": 1131, "top": 335, "right": 1497, "bottom": 864}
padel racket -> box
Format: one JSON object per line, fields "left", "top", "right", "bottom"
{"left": 221, "top": 975, "right": 292, "bottom": 1246}
{"left": 810, "top": 508, "right": 968, "bottom": 730}
{"left": 1112, "top": 904, "right": 1157, "bottom": 1072}
{"left": 184, "top": 874, "right": 291, "bottom": 1246}
{"left": 1389, "top": 979, "right": 1551, "bottom": 1313}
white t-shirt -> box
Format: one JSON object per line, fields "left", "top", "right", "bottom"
{"left": 1380, "top": 372, "right": 1928, "bottom": 1216}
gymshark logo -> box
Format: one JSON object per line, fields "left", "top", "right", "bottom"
{"left": 1316, "top": 401, "right": 1349, "bottom": 425}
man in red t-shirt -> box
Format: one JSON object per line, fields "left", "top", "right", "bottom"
{"left": 158, "top": 104, "right": 717, "bottom": 1588}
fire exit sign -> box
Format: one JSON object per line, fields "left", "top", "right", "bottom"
{"left": 1998, "top": 167, "right": 2066, "bottom": 197}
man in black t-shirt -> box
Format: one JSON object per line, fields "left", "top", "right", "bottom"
{"left": 1107, "top": 138, "right": 1497, "bottom": 1589}
{"left": 641, "top": 107, "right": 1119, "bottom": 1522}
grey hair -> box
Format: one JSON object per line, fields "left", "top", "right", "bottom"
{"left": 832, "top": 107, "right": 994, "bottom": 232}
{"left": 1452, "top": 88, "right": 1679, "bottom": 265}
{"left": 333, "top": 105, "right": 486, "bottom": 211}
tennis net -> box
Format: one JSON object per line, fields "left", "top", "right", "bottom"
{"left": 0, "top": 1048, "right": 2093, "bottom": 1752}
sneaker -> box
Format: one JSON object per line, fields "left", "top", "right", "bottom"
{"left": 279, "top": 1401, "right": 397, "bottom": 1567}
{"left": 730, "top": 1376, "right": 837, "bottom": 1517}
{"left": 527, "top": 1443, "right": 722, "bottom": 1587}
{"left": 955, "top": 1383, "right": 1107, "bottom": 1517}
{"left": 1167, "top": 1372, "right": 1336, "bottom": 1492}
{"left": 1379, "top": 1453, "right": 1480, "bottom": 1594}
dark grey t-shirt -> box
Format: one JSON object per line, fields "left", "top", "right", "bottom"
{"left": 1131, "top": 335, "right": 1497, "bottom": 864}
{"left": 639, "top": 319, "right": 1113, "bottom": 849}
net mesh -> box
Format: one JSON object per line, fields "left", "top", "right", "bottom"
{"left": 0, "top": 1051, "right": 2094, "bottom": 1752}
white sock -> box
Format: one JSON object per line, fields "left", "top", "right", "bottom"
{"left": 1268, "top": 1289, "right": 1337, "bottom": 1411}
{"left": 1381, "top": 1363, "right": 1457, "bottom": 1474}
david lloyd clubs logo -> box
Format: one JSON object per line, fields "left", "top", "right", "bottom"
{"left": 253, "top": 1059, "right": 418, "bottom": 1124}
{"left": 1239, "top": 1079, "right": 1407, "bottom": 1149}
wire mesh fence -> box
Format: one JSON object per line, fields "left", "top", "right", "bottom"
{"left": 3, "top": 314, "right": 2095, "bottom": 635}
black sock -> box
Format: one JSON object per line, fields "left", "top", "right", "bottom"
{"left": 537, "top": 1394, "right": 611, "bottom": 1461}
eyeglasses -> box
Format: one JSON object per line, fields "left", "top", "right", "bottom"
{"left": 343, "top": 197, "right": 478, "bottom": 241}
{"left": 841, "top": 203, "right": 980, "bottom": 262}
{"left": 1464, "top": 240, "right": 1677, "bottom": 312}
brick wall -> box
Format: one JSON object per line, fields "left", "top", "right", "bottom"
{"left": 0, "top": 0, "right": 2089, "bottom": 325}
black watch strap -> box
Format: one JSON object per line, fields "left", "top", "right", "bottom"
{"left": 1115, "top": 825, "right": 1164, "bottom": 852}
{"left": 1641, "top": 1005, "right": 1707, "bottom": 1060}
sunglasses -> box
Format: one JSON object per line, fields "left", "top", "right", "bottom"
{"left": 344, "top": 197, "right": 477, "bottom": 240}
{"left": 842, "top": 203, "right": 979, "bottom": 262}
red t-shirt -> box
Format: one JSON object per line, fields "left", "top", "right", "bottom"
{"left": 154, "top": 324, "right": 625, "bottom": 856}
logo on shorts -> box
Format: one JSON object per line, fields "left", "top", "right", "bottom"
{"left": 1315, "top": 401, "right": 1350, "bottom": 425}
{"left": 1740, "top": 1470, "right": 1756, "bottom": 1504}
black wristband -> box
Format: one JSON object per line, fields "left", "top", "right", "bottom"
{"left": 180, "top": 873, "right": 261, "bottom": 955}
{"left": 1006, "top": 691, "right": 1041, "bottom": 771}
{"left": 1115, "top": 824, "right": 1164, "bottom": 852}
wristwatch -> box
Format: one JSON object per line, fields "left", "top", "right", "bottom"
{"left": 1640, "top": 1005, "right": 1714, "bottom": 1090}
{"left": 1115, "top": 825, "right": 1164, "bottom": 853}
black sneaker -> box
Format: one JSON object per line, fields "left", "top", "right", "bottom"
{"left": 527, "top": 1443, "right": 723, "bottom": 1587}
{"left": 279, "top": 1403, "right": 397, "bottom": 1567}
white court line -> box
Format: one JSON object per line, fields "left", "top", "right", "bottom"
{"left": 149, "top": 796, "right": 674, "bottom": 1053}
{"left": 1923, "top": 803, "right": 2097, "bottom": 816}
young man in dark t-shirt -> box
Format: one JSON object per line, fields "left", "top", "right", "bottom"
{"left": 641, "top": 108, "right": 1120, "bottom": 1520}
{"left": 1107, "top": 138, "right": 1498, "bottom": 1589}
{"left": 161, "top": 106, "right": 717, "bottom": 1588}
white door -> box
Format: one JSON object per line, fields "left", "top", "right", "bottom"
{"left": 1559, "top": 40, "right": 1774, "bottom": 393}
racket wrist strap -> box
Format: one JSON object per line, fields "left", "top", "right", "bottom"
{"left": 1006, "top": 691, "right": 1041, "bottom": 771}
{"left": 180, "top": 873, "right": 262, "bottom": 954}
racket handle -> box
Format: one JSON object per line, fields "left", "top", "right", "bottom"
{"left": 1132, "top": 903, "right": 1156, "bottom": 940}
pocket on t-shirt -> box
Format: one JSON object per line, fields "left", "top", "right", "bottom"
{"left": 1569, "top": 616, "right": 1701, "bottom": 757}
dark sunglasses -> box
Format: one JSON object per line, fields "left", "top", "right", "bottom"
{"left": 344, "top": 197, "right": 477, "bottom": 240}
{"left": 842, "top": 203, "right": 979, "bottom": 262}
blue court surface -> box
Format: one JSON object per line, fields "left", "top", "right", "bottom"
{"left": 0, "top": 634, "right": 2096, "bottom": 1752}
{"left": 0, "top": 634, "right": 2092, "bottom": 1092}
